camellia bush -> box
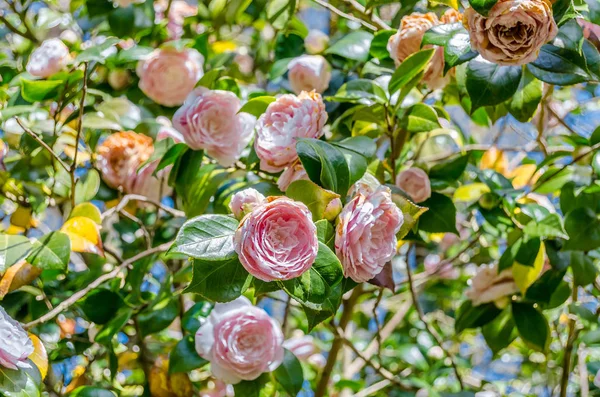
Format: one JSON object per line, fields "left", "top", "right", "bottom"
{"left": 1, "top": 0, "right": 600, "bottom": 395}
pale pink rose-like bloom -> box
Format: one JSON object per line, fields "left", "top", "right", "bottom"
{"left": 305, "top": 29, "right": 329, "bottom": 54}
{"left": 26, "top": 38, "right": 70, "bottom": 78}
{"left": 288, "top": 55, "right": 331, "bottom": 95}
{"left": 234, "top": 197, "right": 318, "bottom": 281}
{"left": 335, "top": 181, "right": 403, "bottom": 283}
{"left": 440, "top": 8, "right": 463, "bottom": 24}
{"left": 137, "top": 48, "right": 203, "bottom": 107}
{"left": 255, "top": 91, "right": 328, "bottom": 173}
{"left": 386, "top": 13, "right": 446, "bottom": 88}
{"left": 195, "top": 296, "right": 284, "bottom": 384}
{"left": 396, "top": 168, "right": 431, "bottom": 204}
{"left": 0, "top": 306, "right": 34, "bottom": 370}
{"left": 229, "top": 188, "right": 266, "bottom": 220}
{"left": 173, "top": 88, "right": 255, "bottom": 166}
{"left": 155, "top": 0, "right": 197, "bottom": 39}
{"left": 465, "top": 263, "right": 519, "bottom": 306}
{"left": 465, "top": 0, "right": 558, "bottom": 66}
{"left": 199, "top": 379, "right": 234, "bottom": 397}
{"left": 277, "top": 162, "right": 309, "bottom": 192}
{"left": 234, "top": 51, "right": 254, "bottom": 75}
{"left": 283, "top": 332, "right": 326, "bottom": 369}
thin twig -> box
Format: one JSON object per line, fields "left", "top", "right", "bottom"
{"left": 0, "top": 11, "right": 38, "bottom": 43}
{"left": 372, "top": 288, "right": 384, "bottom": 358}
{"left": 118, "top": 210, "right": 152, "bottom": 249}
{"left": 340, "top": 0, "right": 390, "bottom": 29}
{"left": 101, "top": 194, "right": 185, "bottom": 219}
{"left": 281, "top": 294, "right": 292, "bottom": 336}
{"left": 23, "top": 242, "right": 172, "bottom": 329}
{"left": 353, "top": 380, "right": 392, "bottom": 397}
{"left": 15, "top": 118, "right": 71, "bottom": 173}
{"left": 311, "top": 0, "right": 378, "bottom": 31}
{"left": 560, "top": 286, "right": 580, "bottom": 397}
{"left": 71, "top": 62, "right": 88, "bottom": 209}
{"left": 405, "top": 245, "right": 464, "bottom": 390}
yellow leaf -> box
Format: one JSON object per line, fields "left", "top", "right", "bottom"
{"left": 513, "top": 242, "right": 545, "bottom": 294}
{"left": 211, "top": 40, "right": 236, "bottom": 54}
{"left": 70, "top": 202, "right": 102, "bottom": 224}
{"left": 453, "top": 183, "right": 490, "bottom": 203}
{"left": 28, "top": 334, "right": 48, "bottom": 380}
{"left": 480, "top": 147, "right": 508, "bottom": 174}
{"left": 509, "top": 164, "right": 539, "bottom": 189}
{"left": 430, "top": 0, "right": 459, "bottom": 9}
{"left": 149, "top": 356, "right": 193, "bottom": 397}
{"left": 0, "top": 261, "right": 42, "bottom": 299}
{"left": 10, "top": 206, "right": 36, "bottom": 229}
{"left": 60, "top": 217, "right": 104, "bottom": 256}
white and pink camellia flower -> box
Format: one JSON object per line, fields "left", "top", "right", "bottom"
{"left": 229, "top": 188, "right": 266, "bottom": 220}
{"left": 465, "top": 263, "right": 519, "bottom": 307}
{"left": 283, "top": 332, "right": 327, "bottom": 369}
{"left": 396, "top": 167, "right": 431, "bottom": 204}
{"left": 95, "top": 131, "right": 171, "bottom": 201}
{"left": 173, "top": 88, "right": 255, "bottom": 166}
{"left": 234, "top": 197, "right": 318, "bottom": 281}
{"left": 255, "top": 91, "right": 328, "bottom": 173}
{"left": 26, "top": 38, "right": 70, "bottom": 78}
{"left": 195, "top": 296, "right": 284, "bottom": 384}
{"left": 287, "top": 55, "right": 331, "bottom": 95}
{"left": 0, "top": 306, "right": 34, "bottom": 370}
{"left": 137, "top": 48, "right": 204, "bottom": 107}
{"left": 304, "top": 29, "right": 329, "bottom": 54}
{"left": 335, "top": 178, "right": 403, "bottom": 283}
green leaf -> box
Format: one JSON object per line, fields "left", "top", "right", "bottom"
{"left": 266, "top": 0, "right": 295, "bottom": 29}
{"left": 296, "top": 138, "right": 351, "bottom": 197}
{"left": 0, "top": 361, "right": 41, "bottom": 397}
{"left": 330, "top": 79, "right": 387, "bottom": 105}
{"left": 181, "top": 301, "right": 212, "bottom": 334}
{"left": 569, "top": 251, "right": 597, "bottom": 286}
{"left": 468, "top": 0, "right": 499, "bottom": 16}
{"left": 27, "top": 232, "right": 71, "bottom": 270}
{"left": 525, "top": 269, "right": 567, "bottom": 305}
{"left": 553, "top": 0, "right": 588, "bottom": 27}
{"left": 69, "top": 386, "right": 117, "bottom": 397}
{"left": 564, "top": 207, "right": 600, "bottom": 251}
{"left": 79, "top": 289, "right": 123, "bottom": 325}
{"left": 280, "top": 242, "right": 343, "bottom": 311}
{"left": 325, "top": 31, "right": 373, "bottom": 61}
{"left": 286, "top": 180, "right": 340, "bottom": 221}
{"left": 186, "top": 257, "right": 252, "bottom": 302}
{"left": 315, "top": 219, "right": 335, "bottom": 249}
{"left": 169, "top": 336, "right": 208, "bottom": 373}
{"left": 422, "top": 23, "right": 478, "bottom": 73}
{"left": 389, "top": 49, "right": 435, "bottom": 95}
{"left": 417, "top": 193, "right": 458, "bottom": 234}
{"left": 238, "top": 96, "right": 277, "bottom": 117}
{"left": 466, "top": 57, "right": 522, "bottom": 111}
{"left": 233, "top": 374, "right": 269, "bottom": 397}
{"left": 137, "top": 297, "right": 180, "bottom": 337}
{"left": 330, "top": 137, "right": 376, "bottom": 185}
{"left": 482, "top": 308, "right": 517, "bottom": 354}
{"left": 400, "top": 103, "right": 442, "bottom": 133}
{"left": 390, "top": 189, "right": 428, "bottom": 240}
{"left": 455, "top": 300, "right": 502, "bottom": 332}
{"left": 20, "top": 79, "right": 64, "bottom": 103}
{"left": 156, "top": 143, "right": 188, "bottom": 175}
{"left": 108, "top": 6, "right": 135, "bottom": 37}
{"left": 169, "top": 214, "right": 239, "bottom": 261}
{"left": 74, "top": 169, "right": 100, "bottom": 204}
{"left": 369, "top": 30, "right": 395, "bottom": 60}
{"left": 523, "top": 213, "right": 568, "bottom": 240}
{"left": 75, "top": 37, "right": 120, "bottom": 64}
{"left": 512, "top": 302, "right": 550, "bottom": 352}
{"left": 0, "top": 235, "right": 34, "bottom": 273}
{"left": 273, "top": 349, "right": 304, "bottom": 396}
{"left": 528, "top": 44, "right": 594, "bottom": 85}
{"left": 94, "top": 307, "right": 133, "bottom": 345}
{"left": 508, "top": 69, "right": 542, "bottom": 122}
{"left": 196, "top": 68, "right": 224, "bottom": 88}
{"left": 429, "top": 154, "right": 469, "bottom": 182}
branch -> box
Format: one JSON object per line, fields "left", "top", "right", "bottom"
{"left": 23, "top": 241, "right": 172, "bottom": 329}
{"left": 405, "top": 245, "right": 464, "bottom": 390}
{"left": 340, "top": 0, "right": 390, "bottom": 30}
{"left": 101, "top": 194, "right": 186, "bottom": 219}
{"left": 311, "top": 0, "right": 378, "bottom": 31}
{"left": 71, "top": 62, "right": 88, "bottom": 209}
{"left": 560, "top": 286, "right": 580, "bottom": 397}
{"left": 15, "top": 118, "right": 71, "bottom": 173}
{"left": 0, "top": 11, "right": 38, "bottom": 43}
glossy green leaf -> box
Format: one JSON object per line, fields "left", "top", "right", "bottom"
{"left": 417, "top": 193, "right": 458, "bottom": 234}
{"left": 273, "top": 349, "right": 304, "bottom": 396}
{"left": 296, "top": 138, "right": 351, "bottom": 197}
{"left": 466, "top": 57, "right": 522, "bottom": 111}
{"left": 508, "top": 69, "right": 542, "bottom": 122}
{"left": 169, "top": 336, "right": 208, "bottom": 373}
{"left": 27, "top": 232, "right": 71, "bottom": 270}
{"left": 286, "top": 180, "right": 340, "bottom": 221}
{"left": 389, "top": 49, "right": 435, "bottom": 95}
{"left": 169, "top": 214, "right": 239, "bottom": 261}
{"left": 512, "top": 302, "right": 550, "bottom": 352}
{"left": 325, "top": 31, "right": 373, "bottom": 61}
{"left": 20, "top": 79, "right": 64, "bottom": 103}
{"left": 238, "top": 96, "right": 276, "bottom": 117}
{"left": 186, "top": 257, "right": 252, "bottom": 302}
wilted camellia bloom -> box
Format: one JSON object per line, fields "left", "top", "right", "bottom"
{"left": 465, "top": 263, "right": 519, "bottom": 307}
{"left": 173, "top": 88, "right": 255, "bottom": 166}
{"left": 26, "top": 38, "right": 70, "bottom": 78}
{"left": 287, "top": 55, "right": 331, "bottom": 94}
{"left": 137, "top": 48, "right": 203, "bottom": 106}
{"left": 464, "top": 0, "right": 558, "bottom": 66}
{"left": 255, "top": 91, "right": 327, "bottom": 172}
{"left": 234, "top": 197, "right": 318, "bottom": 281}
{"left": 0, "top": 306, "right": 34, "bottom": 370}
{"left": 195, "top": 296, "right": 284, "bottom": 384}
{"left": 277, "top": 162, "right": 309, "bottom": 192}
{"left": 386, "top": 13, "right": 447, "bottom": 88}
{"left": 396, "top": 167, "right": 431, "bottom": 203}
{"left": 440, "top": 8, "right": 462, "bottom": 24}
{"left": 335, "top": 179, "right": 403, "bottom": 283}
{"left": 229, "top": 188, "right": 265, "bottom": 220}
{"left": 304, "top": 29, "right": 329, "bottom": 54}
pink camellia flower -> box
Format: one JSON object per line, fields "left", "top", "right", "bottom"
{"left": 137, "top": 48, "right": 203, "bottom": 107}
{"left": 173, "top": 88, "right": 255, "bottom": 166}
{"left": 396, "top": 168, "right": 431, "bottom": 204}
{"left": 195, "top": 296, "right": 284, "bottom": 384}
{"left": 155, "top": 0, "right": 197, "bottom": 40}
{"left": 305, "top": 29, "right": 329, "bottom": 54}
{"left": 465, "top": 263, "right": 519, "bottom": 307}
{"left": 255, "top": 91, "right": 328, "bottom": 173}
{"left": 277, "top": 162, "right": 309, "bottom": 192}
{"left": 287, "top": 55, "right": 331, "bottom": 95}
{"left": 283, "top": 332, "right": 327, "bottom": 369}
{"left": 0, "top": 306, "right": 34, "bottom": 370}
{"left": 578, "top": 18, "right": 600, "bottom": 50}
{"left": 229, "top": 188, "right": 266, "bottom": 220}
{"left": 335, "top": 180, "right": 403, "bottom": 283}
{"left": 26, "top": 38, "right": 70, "bottom": 78}
{"left": 234, "top": 197, "right": 318, "bottom": 281}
